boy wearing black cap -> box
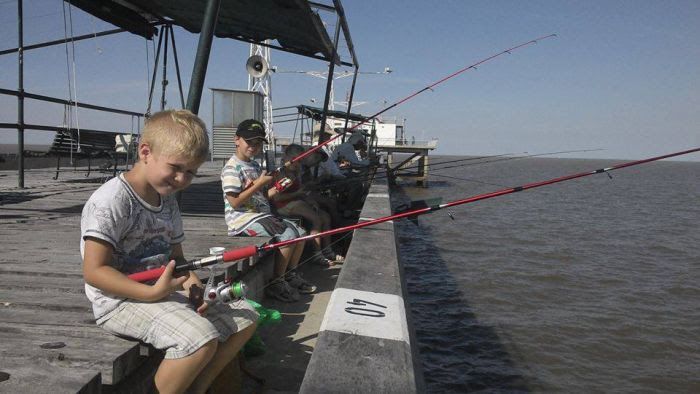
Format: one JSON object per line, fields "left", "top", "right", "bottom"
{"left": 220, "top": 119, "right": 316, "bottom": 302}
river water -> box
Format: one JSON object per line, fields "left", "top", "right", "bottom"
{"left": 393, "top": 155, "right": 700, "bottom": 393}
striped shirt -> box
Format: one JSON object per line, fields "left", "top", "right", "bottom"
{"left": 220, "top": 155, "right": 271, "bottom": 235}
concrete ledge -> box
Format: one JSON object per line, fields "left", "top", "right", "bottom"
{"left": 300, "top": 171, "right": 424, "bottom": 393}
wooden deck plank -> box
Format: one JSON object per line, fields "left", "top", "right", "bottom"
{"left": 0, "top": 357, "right": 101, "bottom": 394}
{"left": 1, "top": 287, "right": 92, "bottom": 313}
{"left": 1, "top": 308, "right": 96, "bottom": 326}
{"left": 1, "top": 271, "right": 83, "bottom": 288}
{"left": 0, "top": 322, "right": 143, "bottom": 385}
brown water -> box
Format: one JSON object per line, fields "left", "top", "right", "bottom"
{"left": 394, "top": 156, "right": 700, "bottom": 393}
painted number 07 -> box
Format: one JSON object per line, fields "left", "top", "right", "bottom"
{"left": 344, "top": 298, "right": 387, "bottom": 318}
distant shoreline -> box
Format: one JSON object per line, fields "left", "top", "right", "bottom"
{"left": 0, "top": 144, "right": 50, "bottom": 154}
{"left": 0, "top": 144, "right": 114, "bottom": 171}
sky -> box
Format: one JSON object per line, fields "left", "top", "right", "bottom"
{"left": 1, "top": 0, "right": 699, "bottom": 160}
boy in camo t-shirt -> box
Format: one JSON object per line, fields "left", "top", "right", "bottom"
{"left": 81, "top": 110, "right": 258, "bottom": 393}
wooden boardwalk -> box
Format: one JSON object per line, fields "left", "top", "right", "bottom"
{"left": 0, "top": 163, "right": 340, "bottom": 393}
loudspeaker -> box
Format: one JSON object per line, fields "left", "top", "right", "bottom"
{"left": 246, "top": 55, "right": 269, "bottom": 78}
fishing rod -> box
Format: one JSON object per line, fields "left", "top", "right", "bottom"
{"left": 280, "top": 34, "right": 558, "bottom": 170}
{"left": 301, "top": 153, "right": 512, "bottom": 190}
{"left": 305, "top": 148, "right": 603, "bottom": 191}
{"left": 128, "top": 147, "right": 700, "bottom": 283}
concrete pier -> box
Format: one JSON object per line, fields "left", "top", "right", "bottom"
{"left": 300, "top": 178, "right": 424, "bottom": 393}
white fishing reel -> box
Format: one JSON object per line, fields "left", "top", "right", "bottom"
{"left": 190, "top": 267, "right": 248, "bottom": 307}
{"left": 203, "top": 267, "right": 248, "bottom": 305}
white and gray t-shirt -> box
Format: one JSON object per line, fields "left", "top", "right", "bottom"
{"left": 80, "top": 174, "right": 184, "bottom": 321}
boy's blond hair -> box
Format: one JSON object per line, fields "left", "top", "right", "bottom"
{"left": 141, "top": 110, "right": 209, "bottom": 163}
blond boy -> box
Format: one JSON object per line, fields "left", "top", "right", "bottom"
{"left": 81, "top": 110, "right": 257, "bottom": 393}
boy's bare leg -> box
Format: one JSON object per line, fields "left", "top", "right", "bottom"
{"left": 288, "top": 203, "right": 324, "bottom": 252}
{"left": 311, "top": 229, "right": 322, "bottom": 251}
{"left": 319, "top": 211, "right": 332, "bottom": 250}
{"left": 154, "top": 339, "right": 217, "bottom": 393}
{"left": 190, "top": 323, "right": 257, "bottom": 393}
{"left": 287, "top": 241, "right": 305, "bottom": 270}
{"left": 274, "top": 245, "right": 293, "bottom": 277}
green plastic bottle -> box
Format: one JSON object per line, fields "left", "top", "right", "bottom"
{"left": 244, "top": 299, "right": 282, "bottom": 357}
{"left": 247, "top": 299, "right": 281, "bottom": 327}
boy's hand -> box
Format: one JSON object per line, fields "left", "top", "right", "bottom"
{"left": 151, "top": 260, "right": 187, "bottom": 300}
{"left": 196, "top": 302, "right": 209, "bottom": 316}
{"left": 258, "top": 170, "right": 274, "bottom": 185}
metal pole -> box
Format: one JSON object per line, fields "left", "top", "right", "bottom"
{"left": 0, "top": 88, "right": 144, "bottom": 116}
{"left": 146, "top": 26, "right": 164, "bottom": 115}
{"left": 17, "top": 0, "right": 24, "bottom": 188}
{"left": 0, "top": 28, "right": 126, "bottom": 57}
{"left": 169, "top": 25, "right": 186, "bottom": 108}
{"left": 342, "top": 67, "right": 359, "bottom": 133}
{"left": 160, "top": 24, "right": 169, "bottom": 110}
{"left": 317, "top": 15, "right": 341, "bottom": 144}
{"left": 186, "top": 0, "right": 221, "bottom": 114}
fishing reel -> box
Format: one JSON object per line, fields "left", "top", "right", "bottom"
{"left": 189, "top": 267, "right": 248, "bottom": 308}
{"left": 205, "top": 277, "right": 248, "bottom": 305}
{"left": 274, "top": 176, "right": 293, "bottom": 192}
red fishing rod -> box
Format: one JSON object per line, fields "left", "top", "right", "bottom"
{"left": 282, "top": 33, "right": 557, "bottom": 168}
{"left": 129, "top": 147, "right": 700, "bottom": 283}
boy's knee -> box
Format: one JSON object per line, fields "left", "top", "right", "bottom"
{"left": 199, "top": 338, "right": 218, "bottom": 358}
{"left": 249, "top": 320, "right": 259, "bottom": 332}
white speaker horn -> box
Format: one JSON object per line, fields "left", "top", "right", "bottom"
{"left": 246, "top": 55, "right": 269, "bottom": 78}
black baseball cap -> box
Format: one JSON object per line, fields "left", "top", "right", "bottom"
{"left": 236, "top": 119, "right": 268, "bottom": 142}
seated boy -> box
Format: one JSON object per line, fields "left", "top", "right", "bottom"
{"left": 81, "top": 110, "right": 258, "bottom": 393}
{"left": 221, "top": 119, "right": 316, "bottom": 302}
{"left": 272, "top": 144, "right": 344, "bottom": 266}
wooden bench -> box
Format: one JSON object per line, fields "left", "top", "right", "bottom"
{"left": 0, "top": 235, "right": 273, "bottom": 393}
{"left": 48, "top": 130, "right": 136, "bottom": 180}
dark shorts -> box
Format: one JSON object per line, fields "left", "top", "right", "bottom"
{"left": 242, "top": 217, "right": 306, "bottom": 241}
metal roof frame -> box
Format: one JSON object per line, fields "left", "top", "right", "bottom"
{"left": 3, "top": 0, "right": 360, "bottom": 187}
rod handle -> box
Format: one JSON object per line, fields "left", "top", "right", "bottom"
{"left": 128, "top": 266, "right": 166, "bottom": 282}
{"left": 222, "top": 245, "right": 258, "bottom": 262}
{"left": 127, "top": 245, "right": 258, "bottom": 283}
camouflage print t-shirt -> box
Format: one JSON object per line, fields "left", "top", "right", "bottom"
{"left": 220, "top": 155, "right": 270, "bottom": 235}
{"left": 80, "top": 174, "right": 184, "bottom": 322}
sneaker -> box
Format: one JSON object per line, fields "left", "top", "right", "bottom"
{"left": 265, "top": 279, "right": 300, "bottom": 302}
{"left": 285, "top": 271, "right": 317, "bottom": 294}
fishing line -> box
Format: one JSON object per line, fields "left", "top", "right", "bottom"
{"left": 390, "top": 148, "right": 604, "bottom": 176}
{"left": 408, "top": 148, "right": 605, "bottom": 178}
{"left": 129, "top": 146, "right": 700, "bottom": 283}
{"left": 307, "top": 148, "right": 604, "bottom": 191}
{"left": 302, "top": 153, "right": 515, "bottom": 191}
{"left": 258, "top": 231, "right": 352, "bottom": 293}
{"left": 429, "top": 173, "right": 508, "bottom": 188}
{"left": 282, "top": 34, "right": 558, "bottom": 170}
